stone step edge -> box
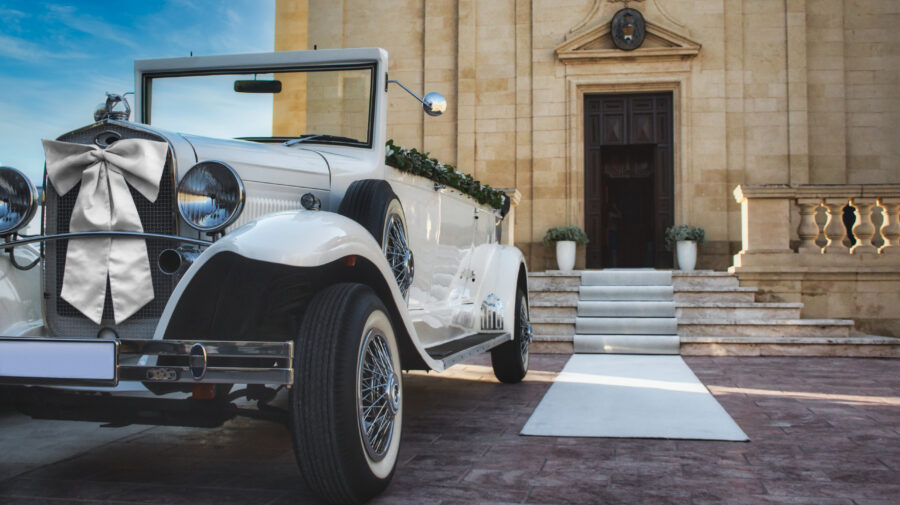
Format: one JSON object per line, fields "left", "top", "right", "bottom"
{"left": 531, "top": 316, "right": 576, "bottom": 324}
{"left": 675, "top": 286, "right": 757, "bottom": 292}
{"left": 671, "top": 271, "right": 737, "bottom": 277}
{"left": 533, "top": 317, "right": 853, "bottom": 326}
{"left": 681, "top": 335, "right": 898, "bottom": 344}
{"left": 678, "top": 318, "right": 854, "bottom": 326}
{"left": 529, "top": 270, "right": 734, "bottom": 277}
{"left": 576, "top": 286, "right": 755, "bottom": 293}
{"left": 534, "top": 335, "right": 897, "bottom": 345}
{"left": 528, "top": 286, "right": 753, "bottom": 295}
{"left": 529, "top": 286, "right": 580, "bottom": 293}
{"left": 674, "top": 302, "right": 803, "bottom": 308}
{"left": 530, "top": 299, "right": 579, "bottom": 308}
{"left": 570, "top": 301, "right": 800, "bottom": 309}
{"left": 528, "top": 271, "right": 581, "bottom": 277}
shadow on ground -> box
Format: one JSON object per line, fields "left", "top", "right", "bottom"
{"left": 1, "top": 355, "right": 898, "bottom": 504}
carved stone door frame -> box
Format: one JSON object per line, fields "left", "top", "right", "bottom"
{"left": 564, "top": 75, "right": 691, "bottom": 267}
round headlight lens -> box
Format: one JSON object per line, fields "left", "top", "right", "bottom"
{"left": 177, "top": 161, "right": 244, "bottom": 233}
{"left": 0, "top": 166, "right": 38, "bottom": 236}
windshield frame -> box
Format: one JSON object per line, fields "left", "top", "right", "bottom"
{"left": 140, "top": 61, "right": 378, "bottom": 148}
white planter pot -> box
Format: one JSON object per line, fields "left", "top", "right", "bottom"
{"left": 676, "top": 240, "right": 697, "bottom": 271}
{"left": 555, "top": 240, "right": 576, "bottom": 271}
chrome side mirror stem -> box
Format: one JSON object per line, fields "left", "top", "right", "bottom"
{"left": 387, "top": 79, "right": 447, "bottom": 117}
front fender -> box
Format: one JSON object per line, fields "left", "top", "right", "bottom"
{"left": 472, "top": 244, "right": 528, "bottom": 334}
{"left": 154, "top": 210, "right": 442, "bottom": 370}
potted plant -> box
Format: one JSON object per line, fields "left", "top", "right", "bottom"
{"left": 543, "top": 226, "right": 589, "bottom": 271}
{"left": 665, "top": 225, "right": 705, "bottom": 271}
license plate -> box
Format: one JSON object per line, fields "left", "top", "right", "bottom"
{"left": 0, "top": 338, "right": 117, "bottom": 386}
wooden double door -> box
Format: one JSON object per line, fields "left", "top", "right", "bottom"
{"left": 584, "top": 93, "right": 674, "bottom": 269}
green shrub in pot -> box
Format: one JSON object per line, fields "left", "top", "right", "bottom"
{"left": 664, "top": 225, "right": 705, "bottom": 251}
{"left": 542, "top": 225, "right": 589, "bottom": 245}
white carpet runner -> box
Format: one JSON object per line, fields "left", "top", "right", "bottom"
{"left": 521, "top": 354, "right": 748, "bottom": 441}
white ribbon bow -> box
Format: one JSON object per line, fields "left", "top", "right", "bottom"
{"left": 42, "top": 138, "right": 169, "bottom": 324}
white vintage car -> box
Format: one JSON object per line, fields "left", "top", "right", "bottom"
{"left": 0, "top": 48, "right": 532, "bottom": 504}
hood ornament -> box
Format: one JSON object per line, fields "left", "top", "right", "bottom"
{"left": 93, "top": 92, "right": 132, "bottom": 122}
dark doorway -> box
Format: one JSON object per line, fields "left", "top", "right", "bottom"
{"left": 584, "top": 93, "right": 674, "bottom": 268}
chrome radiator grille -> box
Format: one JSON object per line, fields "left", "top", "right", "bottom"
{"left": 44, "top": 123, "right": 178, "bottom": 338}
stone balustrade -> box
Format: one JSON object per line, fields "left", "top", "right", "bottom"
{"left": 730, "top": 184, "right": 900, "bottom": 337}
{"left": 732, "top": 184, "right": 900, "bottom": 268}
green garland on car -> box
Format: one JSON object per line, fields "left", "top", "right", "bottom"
{"left": 385, "top": 139, "right": 508, "bottom": 210}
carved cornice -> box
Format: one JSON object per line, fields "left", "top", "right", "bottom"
{"left": 556, "top": 20, "right": 701, "bottom": 62}
{"left": 566, "top": 0, "right": 684, "bottom": 40}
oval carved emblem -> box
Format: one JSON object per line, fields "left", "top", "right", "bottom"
{"left": 611, "top": 8, "right": 646, "bottom": 51}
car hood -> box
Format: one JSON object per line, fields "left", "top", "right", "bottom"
{"left": 180, "top": 134, "right": 330, "bottom": 190}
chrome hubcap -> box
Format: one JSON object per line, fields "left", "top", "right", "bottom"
{"left": 357, "top": 329, "right": 399, "bottom": 462}
{"left": 385, "top": 373, "right": 401, "bottom": 415}
{"left": 384, "top": 214, "right": 413, "bottom": 299}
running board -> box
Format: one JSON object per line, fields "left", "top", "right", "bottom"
{"left": 425, "top": 332, "right": 511, "bottom": 369}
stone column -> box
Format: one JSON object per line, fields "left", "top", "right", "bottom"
{"left": 879, "top": 198, "right": 900, "bottom": 255}
{"left": 796, "top": 198, "right": 822, "bottom": 253}
{"left": 822, "top": 198, "right": 849, "bottom": 253}
{"left": 849, "top": 198, "right": 878, "bottom": 254}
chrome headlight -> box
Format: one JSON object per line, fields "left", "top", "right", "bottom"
{"left": 0, "top": 166, "right": 38, "bottom": 236}
{"left": 177, "top": 161, "right": 245, "bottom": 233}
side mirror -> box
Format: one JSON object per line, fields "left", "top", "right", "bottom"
{"left": 423, "top": 92, "right": 446, "bottom": 117}
{"left": 388, "top": 80, "right": 448, "bottom": 117}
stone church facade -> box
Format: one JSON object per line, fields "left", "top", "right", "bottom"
{"left": 273, "top": 0, "right": 900, "bottom": 336}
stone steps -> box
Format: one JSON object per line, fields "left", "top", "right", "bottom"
{"left": 530, "top": 300, "right": 577, "bottom": 319}
{"left": 578, "top": 300, "right": 676, "bottom": 318}
{"left": 580, "top": 285, "right": 675, "bottom": 301}
{"left": 678, "top": 319, "right": 854, "bottom": 338}
{"left": 680, "top": 335, "right": 900, "bottom": 357}
{"left": 676, "top": 302, "right": 803, "bottom": 321}
{"left": 581, "top": 270, "right": 672, "bottom": 286}
{"left": 574, "top": 269, "right": 678, "bottom": 355}
{"left": 574, "top": 335, "right": 680, "bottom": 355}
{"left": 672, "top": 271, "right": 739, "bottom": 289}
{"left": 526, "top": 270, "right": 874, "bottom": 356}
{"left": 576, "top": 316, "right": 678, "bottom": 335}
{"left": 674, "top": 287, "right": 758, "bottom": 303}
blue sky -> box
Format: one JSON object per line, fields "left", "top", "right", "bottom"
{"left": 0, "top": 1, "right": 275, "bottom": 183}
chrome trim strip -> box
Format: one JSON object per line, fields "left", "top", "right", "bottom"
{"left": 119, "top": 366, "right": 293, "bottom": 385}
{"left": 2, "top": 231, "right": 212, "bottom": 248}
{"left": 118, "top": 339, "right": 293, "bottom": 359}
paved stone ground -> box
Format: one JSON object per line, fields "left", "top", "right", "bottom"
{"left": 0, "top": 356, "right": 898, "bottom": 504}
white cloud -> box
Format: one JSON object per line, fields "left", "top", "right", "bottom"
{"left": 46, "top": 4, "right": 138, "bottom": 49}
{"left": 0, "top": 33, "right": 87, "bottom": 61}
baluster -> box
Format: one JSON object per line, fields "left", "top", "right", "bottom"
{"left": 796, "top": 198, "right": 822, "bottom": 253}
{"left": 822, "top": 198, "right": 849, "bottom": 253}
{"left": 878, "top": 198, "right": 900, "bottom": 254}
{"left": 849, "top": 198, "right": 878, "bottom": 254}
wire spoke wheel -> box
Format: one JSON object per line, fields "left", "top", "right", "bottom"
{"left": 357, "top": 329, "right": 400, "bottom": 461}
{"left": 290, "top": 283, "right": 402, "bottom": 504}
{"left": 491, "top": 287, "right": 531, "bottom": 384}
{"left": 382, "top": 211, "right": 414, "bottom": 299}
{"left": 518, "top": 296, "right": 533, "bottom": 368}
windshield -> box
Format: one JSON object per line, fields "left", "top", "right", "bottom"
{"left": 144, "top": 65, "right": 374, "bottom": 147}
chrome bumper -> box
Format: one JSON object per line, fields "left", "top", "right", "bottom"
{"left": 0, "top": 337, "right": 294, "bottom": 387}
